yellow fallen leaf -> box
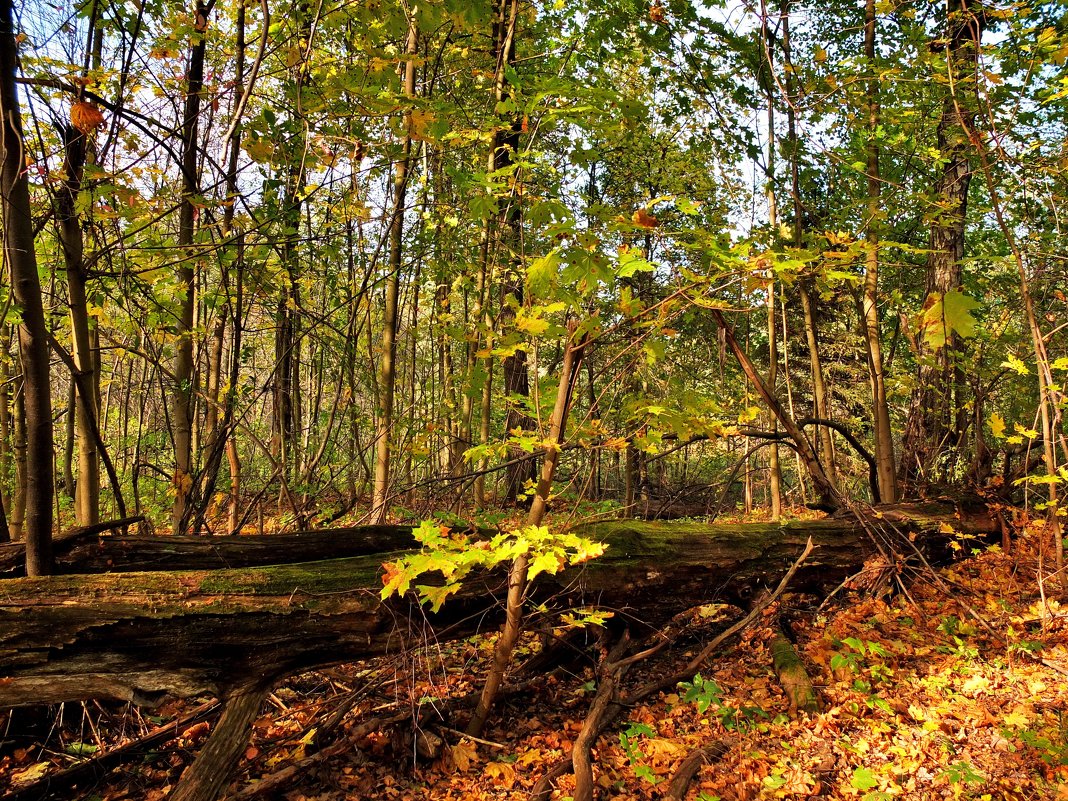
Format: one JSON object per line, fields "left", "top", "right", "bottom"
{"left": 485, "top": 761, "right": 516, "bottom": 786}
{"left": 448, "top": 739, "right": 478, "bottom": 772}
{"left": 12, "top": 763, "right": 51, "bottom": 786}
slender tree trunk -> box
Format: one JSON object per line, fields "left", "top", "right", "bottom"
{"left": 371, "top": 15, "right": 417, "bottom": 523}
{"left": 10, "top": 375, "right": 25, "bottom": 542}
{"left": 1, "top": 0, "right": 55, "bottom": 572}
{"left": 584, "top": 354, "right": 601, "bottom": 500}
{"left": 467, "top": 322, "right": 588, "bottom": 736}
{"left": 0, "top": 352, "right": 11, "bottom": 532}
{"left": 861, "top": 0, "right": 898, "bottom": 502}
{"left": 767, "top": 282, "right": 782, "bottom": 519}
{"left": 761, "top": 2, "right": 782, "bottom": 518}
{"left": 779, "top": 0, "right": 837, "bottom": 492}
{"left": 170, "top": 0, "right": 211, "bottom": 535}
{"left": 490, "top": 0, "right": 534, "bottom": 506}
{"left": 781, "top": 297, "right": 808, "bottom": 503}
{"left": 712, "top": 310, "right": 840, "bottom": 510}
{"left": 57, "top": 118, "right": 100, "bottom": 525}
{"left": 191, "top": 0, "right": 250, "bottom": 537}
{"left": 964, "top": 47, "right": 1064, "bottom": 591}
{"left": 273, "top": 5, "right": 310, "bottom": 508}
{"left": 62, "top": 381, "right": 76, "bottom": 498}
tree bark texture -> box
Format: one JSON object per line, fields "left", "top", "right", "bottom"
{"left": 170, "top": 1, "right": 210, "bottom": 535}
{"left": 0, "top": 503, "right": 997, "bottom": 709}
{"left": 898, "top": 0, "right": 984, "bottom": 489}
{"left": 1, "top": 0, "right": 55, "bottom": 574}
{"left": 371, "top": 16, "right": 418, "bottom": 523}
{"left": 57, "top": 123, "right": 100, "bottom": 526}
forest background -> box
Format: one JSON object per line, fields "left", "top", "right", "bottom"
{"left": 1, "top": 0, "right": 1066, "bottom": 572}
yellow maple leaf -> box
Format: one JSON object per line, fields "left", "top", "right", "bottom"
{"left": 516, "top": 748, "right": 543, "bottom": 766}
{"left": 485, "top": 761, "right": 516, "bottom": 787}
{"left": 989, "top": 412, "right": 1006, "bottom": 439}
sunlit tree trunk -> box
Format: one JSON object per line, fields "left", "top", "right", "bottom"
{"left": 170, "top": 0, "right": 211, "bottom": 535}
{"left": 779, "top": 0, "right": 836, "bottom": 494}
{"left": 761, "top": 0, "right": 782, "bottom": 519}
{"left": 371, "top": 15, "right": 418, "bottom": 523}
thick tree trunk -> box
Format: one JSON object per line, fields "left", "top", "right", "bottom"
{"left": 0, "top": 503, "right": 998, "bottom": 710}
{"left": 898, "top": 0, "right": 984, "bottom": 489}
{"left": 1, "top": 0, "right": 54, "bottom": 574}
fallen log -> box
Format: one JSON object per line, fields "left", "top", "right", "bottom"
{"left": 0, "top": 523, "right": 413, "bottom": 577}
{"left": 0, "top": 504, "right": 997, "bottom": 710}
{"left": 0, "top": 516, "right": 145, "bottom": 576}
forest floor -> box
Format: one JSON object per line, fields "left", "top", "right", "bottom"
{"left": 2, "top": 515, "right": 1067, "bottom": 801}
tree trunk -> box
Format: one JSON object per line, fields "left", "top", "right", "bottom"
{"left": 1, "top": 0, "right": 54, "bottom": 574}
{"left": 57, "top": 120, "right": 100, "bottom": 526}
{"left": 767, "top": 282, "right": 782, "bottom": 519}
{"left": 170, "top": 0, "right": 210, "bottom": 535}
{"left": 371, "top": 15, "right": 418, "bottom": 523}
{"left": 467, "top": 323, "right": 589, "bottom": 735}
{"left": 711, "top": 309, "right": 840, "bottom": 510}
{"left": 186, "top": 2, "right": 248, "bottom": 535}
{"left": 491, "top": 0, "right": 535, "bottom": 506}
{"left": 861, "top": 0, "right": 898, "bottom": 503}
{"left": 780, "top": 0, "right": 837, "bottom": 493}
{"left": 898, "top": 0, "right": 984, "bottom": 489}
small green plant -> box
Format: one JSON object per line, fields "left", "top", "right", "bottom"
{"left": 619, "top": 722, "right": 660, "bottom": 785}
{"left": 677, "top": 674, "right": 767, "bottom": 732}
{"left": 938, "top": 635, "right": 980, "bottom": 660}
{"left": 1007, "top": 726, "right": 1068, "bottom": 765}
{"left": 380, "top": 520, "right": 604, "bottom": 612}
{"left": 678, "top": 672, "right": 723, "bottom": 713}
{"left": 940, "top": 759, "right": 985, "bottom": 786}
{"left": 832, "top": 638, "right": 893, "bottom": 684}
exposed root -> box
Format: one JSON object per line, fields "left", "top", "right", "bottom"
{"left": 769, "top": 623, "right": 820, "bottom": 716}
{"left": 665, "top": 740, "right": 730, "bottom": 801}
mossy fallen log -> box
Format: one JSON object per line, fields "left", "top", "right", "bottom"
{"left": 0, "top": 523, "right": 414, "bottom": 577}
{"left": 0, "top": 503, "right": 997, "bottom": 709}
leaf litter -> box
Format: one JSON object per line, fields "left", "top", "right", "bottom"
{"left": 1, "top": 524, "right": 1066, "bottom": 800}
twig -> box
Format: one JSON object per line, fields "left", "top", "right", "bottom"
{"left": 437, "top": 726, "right": 506, "bottom": 749}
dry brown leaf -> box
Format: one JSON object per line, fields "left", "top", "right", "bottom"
{"left": 70, "top": 101, "right": 105, "bottom": 134}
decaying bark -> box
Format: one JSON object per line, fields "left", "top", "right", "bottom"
{"left": 769, "top": 625, "right": 820, "bottom": 716}
{"left": 0, "top": 521, "right": 408, "bottom": 576}
{"left": 0, "top": 504, "right": 997, "bottom": 710}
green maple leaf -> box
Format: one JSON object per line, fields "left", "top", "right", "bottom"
{"left": 920, "top": 290, "right": 980, "bottom": 351}
{"left": 851, "top": 767, "right": 879, "bottom": 791}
